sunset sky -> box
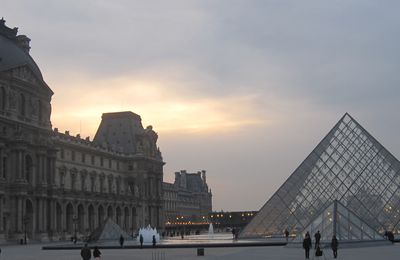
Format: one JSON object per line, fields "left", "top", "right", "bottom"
{"left": 3, "top": 1, "right": 400, "bottom": 211}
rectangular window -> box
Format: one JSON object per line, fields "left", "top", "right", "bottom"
{"left": 100, "top": 157, "right": 104, "bottom": 167}
{"left": 81, "top": 153, "right": 86, "bottom": 163}
{"left": 108, "top": 159, "right": 112, "bottom": 169}
{"left": 71, "top": 151, "right": 75, "bottom": 161}
{"left": 91, "top": 155, "right": 95, "bottom": 165}
{"left": 60, "top": 149, "right": 64, "bottom": 159}
{"left": 117, "top": 162, "right": 120, "bottom": 171}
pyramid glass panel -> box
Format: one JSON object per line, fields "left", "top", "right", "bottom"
{"left": 241, "top": 114, "right": 400, "bottom": 239}
{"left": 293, "top": 201, "right": 383, "bottom": 242}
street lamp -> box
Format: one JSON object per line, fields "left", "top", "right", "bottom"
{"left": 72, "top": 216, "right": 78, "bottom": 243}
{"left": 23, "top": 215, "right": 30, "bottom": 245}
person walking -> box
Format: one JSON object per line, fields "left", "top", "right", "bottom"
{"left": 139, "top": 234, "right": 144, "bottom": 248}
{"left": 119, "top": 235, "right": 124, "bottom": 247}
{"left": 314, "top": 230, "right": 321, "bottom": 249}
{"left": 80, "top": 243, "right": 91, "bottom": 260}
{"left": 93, "top": 246, "right": 101, "bottom": 260}
{"left": 284, "top": 229, "right": 289, "bottom": 242}
{"left": 302, "top": 232, "right": 312, "bottom": 259}
{"left": 331, "top": 235, "right": 338, "bottom": 259}
{"left": 152, "top": 235, "right": 156, "bottom": 247}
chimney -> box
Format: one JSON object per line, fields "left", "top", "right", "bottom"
{"left": 174, "top": 172, "right": 180, "bottom": 185}
{"left": 202, "top": 170, "right": 207, "bottom": 184}
{"left": 180, "top": 170, "right": 187, "bottom": 188}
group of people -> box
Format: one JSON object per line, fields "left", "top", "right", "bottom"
{"left": 80, "top": 244, "right": 101, "bottom": 260}
{"left": 302, "top": 230, "right": 338, "bottom": 259}
{"left": 81, "top": 233, "right": 158, "bottom": 259}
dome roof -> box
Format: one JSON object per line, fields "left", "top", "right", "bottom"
{"left": 0, "top": 19, "right": 43, "bottom": 81}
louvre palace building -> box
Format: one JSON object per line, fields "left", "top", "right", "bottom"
{"left": 0, "top": 19, "right": 165, "bottom": 242}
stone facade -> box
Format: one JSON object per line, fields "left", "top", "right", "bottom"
{"left": 0, "top": 19, "right": 164, "bottom": 242}
{"left": 163, "top": 170, "right": 212, "bottom": 224}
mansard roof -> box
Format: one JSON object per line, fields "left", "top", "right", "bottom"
{"left": 93, "top": 111, "right": 162, "bottom": 160}
{"left": 0, "top": 18, "right": 43, "bottom": 81}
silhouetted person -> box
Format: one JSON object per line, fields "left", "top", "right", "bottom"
{"left": 139, "top": 234, "right": 144, "bottom": 248}
{"left": 314, "top": 230, "right": 321, "bottom": 249}
{"left": 119, "top": 235, "right": 124, "bottom": 247}
{"left": 302, "top": 232, "right": 312, "bottom": 259}
{"left": 93, "top": 246, "right": 101, "bottom": 260}
{"left": 284, "top": 229, "right": 289, "bottom": 242}
{"left": 331, "top": 235, "right": 338, "bottom": 259}
{"left": 80, "top": 243, "right": 91, "bottom": 260}
{"left": 232, "top": 228, "right": 236, "bottom": 239}
{"left": 387, "top": 231, "right": 394, "bottom": 243}
{"left": 152, "top": 235, "right": 156, "bottom": 247}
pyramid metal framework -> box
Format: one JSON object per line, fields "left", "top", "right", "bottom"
{"left": 293, "top": 200, "right": 384, "bottom": 242}
{"left": 241, "top": 113, "right": 400, "bottom": 238}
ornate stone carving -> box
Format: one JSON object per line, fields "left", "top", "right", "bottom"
{"left": 11, "top": 67, "right": 37, "bottom": 83}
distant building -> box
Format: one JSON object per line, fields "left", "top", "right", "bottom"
{"left": 0, "top": 18, "right": 164, "bottom": 243}
{"left": 209, "top": 211, "right": 258, "bottom": 230}
{"left": 163, "top": 170, "right": 212, "bottom": 227}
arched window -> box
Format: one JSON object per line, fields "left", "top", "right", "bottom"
{"left": 0, "top": 87, "right": 6, "bottom": 110}
{"left": 19, "top": 93, "right": 26, "bottom": 116}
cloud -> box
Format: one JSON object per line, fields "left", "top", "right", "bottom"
{"left": 50, "top": 75, "right": 268, "bottom": 138}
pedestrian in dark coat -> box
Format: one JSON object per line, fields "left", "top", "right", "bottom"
{"left": 314, "top": 230, "right": 321, "bottom": 249}
{"left": 331, "top": 235, "right": 338, "bottom": 259}
{"left": 80, "top": 243, "right": 91, "bottom": 260}
{"left": 284, "top": 229, "right": 289, "bottom": 242}
{"left": 93, "top": 246, "right": 101, "bottom": 259}
{"left": 302, "top": 232, "right": 312, "bottom": 259}
{"left": 152, "top": 235, "right": 156, "bottom": 247}
{"left": 119, "top": 235, "right": 124, "bottom": 247}
{"left": 139, "top": 234, "right": 144, "bottom": 248}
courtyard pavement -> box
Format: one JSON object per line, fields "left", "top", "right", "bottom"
{"left": 0, "top": 242, "right": 398, "bottom": 260}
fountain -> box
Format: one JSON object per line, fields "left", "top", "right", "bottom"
{"left": 208, "top": 223, "right": 214, "bottom": 239}
{"left": 137, "top": 225, "right": 160, "bottom": 243}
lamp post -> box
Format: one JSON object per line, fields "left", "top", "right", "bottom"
{"left": 23, "top": 215, "right": 29, "bottom": 245}
{"left": 72, "top": 216, "right": 78, "bottom": 243}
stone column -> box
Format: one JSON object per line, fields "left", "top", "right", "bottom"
{"left": 42, "top": 156, "right": 47, "bottom": 184}
{"left": 0, "top": 195, "right": 3, "bottom": 233}
{"left": 49, "top": 200, "right": 56, "bottom": 233}
{"left": 61, "top": 203, "right": 66, "bottom": 235}
{"left": 37, "top": 199, "right": 43, "bottom": 232}
{"left": 42, "top": 199, "right": 47, "bottom": 233}
{"left": 0, "top": 146, "right": 4, "bottom": 179}
{"left": 17, "top": 197, "right": 23, "bottom": 232}
{"left": 36, "top": 153, "right": 43, "bottom": 185}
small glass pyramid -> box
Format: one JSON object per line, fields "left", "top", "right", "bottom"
{"left": 293, "top": 200, "right": 383, "bottom": 242}
{"left": 241, "top": 113, "right": 400, "bottom": 239}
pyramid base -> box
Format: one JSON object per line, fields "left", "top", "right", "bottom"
{"left": 286, "top": 239, "right": 392, "bottom": 249}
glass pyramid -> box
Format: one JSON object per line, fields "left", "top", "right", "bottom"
{"left": 241, "top": 113, "right": 400, "bottom": 239}
{"left": 293, "top": 200, "right": 383, "bottom": 242}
